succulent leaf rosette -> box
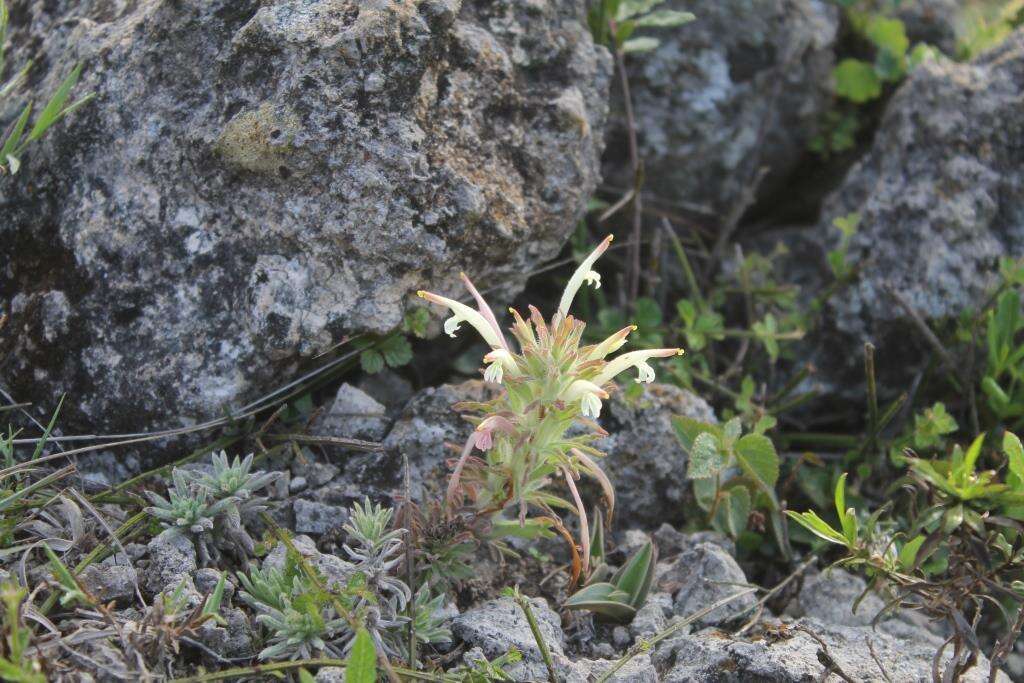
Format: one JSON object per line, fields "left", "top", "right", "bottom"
{"left": 418, "top": 236, "right": 682, "bottom": 583}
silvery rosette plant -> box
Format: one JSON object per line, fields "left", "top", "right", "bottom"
{"left": 418, "top": 236, "right": 681, "bottom": 583}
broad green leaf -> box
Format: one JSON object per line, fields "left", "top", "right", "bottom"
{"left": 687, "top": 432, "right": 723, "bottom": 480}
{"left": 621, "top": 37, "right": 660, "bottom": 53}
{"left": 379, "top": 334, "right": 412, "bottom": 367}
{"left": 635, "top": 9, "right": 695, "bottom": 27}
{"left": 671, "top": 415, "right": 720, "bottom": 451}
{"left": 345, "top": 628, "right": 377, "bottom": 683}
{"left": 565, "top": 582, "right": 637, "bottom": 620}
{"left": 719, "top": 487, "right": 750, "bottom": 538}
{"left": 611, "top": 540, "right": 654, "bottom": 607}
{"left": 833, "top": 59, "right": 882, "bottom": 103}
{"left": 734, "top": 434, "right": 780, "bottom": 492}
{"left": 359, "top": 349, "right": 384, "bottom": 374}
{"left": 723, "top": 417, "right": 742, "bottom": 444}
{"left": 899, "top": 535, "right": 926, "bottom": 569}
{"left": 866, "top": 16, "right": 909, "bottom": 56}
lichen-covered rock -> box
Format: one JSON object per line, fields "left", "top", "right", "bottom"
{"left": 292, "top": 498, "right": 348, "bottom": 535}
{"left": 143, "top": 530, "right": 197, "bottom": 595}
{"left": 656, "top": 617, "right": 1001, "bottom": 682}
{"left": 0, "top": 0, "right": 611, "bottom": 433}
{"left": 608, "top": 0, "right": 838, "bottom": 219}
{"left": 660, "top": 542, "right": 756, "bottom": 628}
{"left": 79, "top": 562, "right": 137, "bottom": 603}
{"left": 319, "top": 383, "right": 390, "bottom": 442}
{"left": 564, "top": 654, "right": 659, "bottom": 682}
{"left": 452, "top": 596, "right": 564, "bottom": 681}
{"left": 815, "top": 34, "right": 1024, "bottom": 384}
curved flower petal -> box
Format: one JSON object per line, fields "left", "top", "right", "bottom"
{"left": 556, "top": 235, "right": 613, "bottom": 321}
{"left": 586, "top": 325, "right": 636, "bottom": 361}
{"left": 592, "top": 348, "right": 683, "bottom": 386}
{"left": 418, "top": 291, "right": 505, "bottom": 349}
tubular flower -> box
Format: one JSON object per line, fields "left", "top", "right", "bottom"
{"left": 563, "top": 380, "right": 609, "bottom": 419}
{"left": 474, "top": 415, "right": 515, "bottom": 451}
{"left": 593, "top": 348, "right": 683, "bottom": 387}
{"left": 418, "top": 291, "right": 505, "bottom": 350}
{"left": 556, "top": 235, "right": 613, "bottom": 321}
{"left": 483, "top": 348, "right": 516, "bottom": 384}
{"left": 586, "top": 325, "right": 636, "bottom": 361}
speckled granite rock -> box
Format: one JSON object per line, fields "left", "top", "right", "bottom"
{"left": 811, "top": 32, "right": 1024, "bottom": 386}
{"left": 0, "top": 0, "right": 611, "bottom": 432}
{"left": 607, "top": 0, "right": 838, "bottom": 220}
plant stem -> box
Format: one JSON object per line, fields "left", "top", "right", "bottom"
{"left": 509, "top": 587, "right": 557, "bottom": 683}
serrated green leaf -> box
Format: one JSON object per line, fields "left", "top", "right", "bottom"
{"left": 833, "top": 59, "right": 882, "bottom": 103}
{"left": 671, "top": 415, "right": 719, "bottom": 451}
{"left": 734, "top": 433, "right": 779, "bottom": 492}
{"left": 687, "top": 431, "right": 723, "bottom": 480}
{"left": 345, "top": 628, "right": 377, "bottom": 683}
{"left": 379, "top": 334, "right": 413, "bottom": 367}
{"left": 360, "top": 349, "right": 384, "bottom": 374}
{"left": 719, "top": 487, "right": 750, "bottom": 538}
{"left": 866, "top": 15, "right": 909, "bottom": 57}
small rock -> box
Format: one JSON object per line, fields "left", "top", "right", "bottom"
{"left": 79, "top": 563, "right": 137, "bottom": 603}
{"left": 293, "top": 499, "right": 348, "bottom": 535}
{"left": 144, "top": 530, "right": 197, "bottom": 596}
{"left": 292, "top": 460, "right": 339, "bottom": 488}
{"left": 612, "top": 625, "right": 631, "bottom": 649}
{"left": 194, "top": 568, "right": 235, "bottom": 603}
{"left": 653, "top": 524, "right": 734, "bottom": 558}
{"left": 591, "top": 641, "right": 616, "bottom": 659}
{"left": 452, "top": 596, "right": 564, "bottom": 681}
{"left": 566, "top": 654, "right": 659, "bottom": 682}
{"left": 319, "top": 383, "right": 390, "bottom": 442}
{"left": 289, "top": 476, "right": 307, "bottom": 493}
{"left": 630, "top": 592, "right": 672, "bottom": 638}
{"left": 262, "top": 535, "right": 356, "bottom": 591}
{"left": 661, "top": 543, "right": 756, "bottom": 627}
{"left": 314, "top": 666, "right": 346, "bottom": 682}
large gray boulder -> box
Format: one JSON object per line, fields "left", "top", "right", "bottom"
{"left": 608, "top": 0, "right": 838, "bottom": 219}
{"left": 813, "top": 32, "right": 1024, "bottom": 384}
{"left": 0, "top": 0, "right": 611, "bottom": 432}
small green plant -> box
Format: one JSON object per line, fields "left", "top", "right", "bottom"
{"left": 957, "top": 0, "right": 1024, "bottom": 60}
{"left": 675, "top": 414, "right": 786, "bottom": 551}
{"left": 564, "top": 522, "right": 656, "bottom": 622}
{"left": 342, "top": 497, "right": 411, "bottom": 611}
{"left": 0, "top": 582, "right": 45, "bottom": 682}
{"left": 588, "top": 0, "right": 695, "bottom": 53}
{"left": 419, "top": 236, "right": 682, "bottom": 584}
{"left": 145, "top": 453, "right": 278, "bottom": 564}
{"left": 788, "top": 433, "right": 1024, "bottom": 682}
{"left": 0, "top": 0, "right": 93, "bottom": 174}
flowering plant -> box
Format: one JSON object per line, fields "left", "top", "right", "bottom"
{"left": 418, "top": 236, "right": 681, "bottom": 584}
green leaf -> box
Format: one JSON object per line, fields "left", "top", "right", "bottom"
{"left": 671, "top": 415, "right": 720, "bottom": 451}
{"left": 27, "top": 63, "right": 84, "bottom": 143}
{"left": 898, "top": 535, "right": 926, "bottom": 570}
{"left": 960, "top": 433, "right": 986, "bottom": 480}
{"left": 621, "top": 37, "right": 661, "bottom": 53}
{"left": 298, "top": 670, "right": 316, "bottom": 683}
{"left": 786, "top": 510, "right": 848, "bottom": 546}
{"left": 635, "top": 9, "right": 695, "bottom": 27}
{"left": 734, "top": 433, "right": 780, "bottom": 493}
{"left": 615, "top": 0, "right": 663, "bottom": 21}
{"left": 865, "top": 16, "right": 909, "bottom": 57}
{"left": 687, "top": 432, "right": 723, "bottom": 480}
{"left": 564, "top": 582, "right": 637, "bottom": 621}
{"left": 633, "top": 297, "right": 662, "bottom": 329}
{"left": 379, "top": 334, "right": 413, "bottom": 367}
{"left": 1005, "top": 431, "right": 1024, "bottom": 489}
{"left": 360, "top": 349, "right": 385, "bottom": 374}
{"left": 345, "top": 628, "right": 377, "bottom": 683}
{"left": 719, "top": 487, "right": 751, "bottom": 538}
{"left": 610, "top": 540, "right": 654, "bottom": 608}
{"left": 833, "top": 59, "right": 882, "bottom": 103}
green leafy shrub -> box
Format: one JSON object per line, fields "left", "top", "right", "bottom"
{"left": 788, "top": 433, "right": 1024, "bottom": 681}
